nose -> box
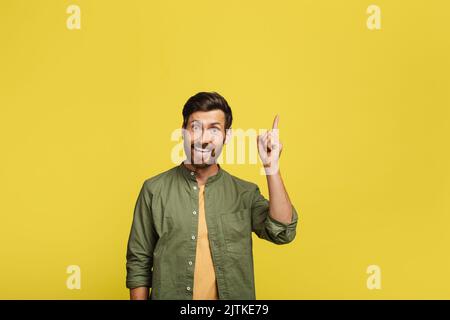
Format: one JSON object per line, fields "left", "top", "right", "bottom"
{"left": 200, "top": 129, "right": 213, "bottom": 146}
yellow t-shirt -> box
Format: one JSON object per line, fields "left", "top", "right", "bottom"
{"left": 193, "top": 184, "right": 219, "bottom": 300}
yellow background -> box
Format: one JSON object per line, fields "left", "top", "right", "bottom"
{"left": 1, "top": 0, "right": 449, "bottom": 299}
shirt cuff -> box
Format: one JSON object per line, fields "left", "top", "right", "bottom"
{"left": 265, "top": 205, "right": 299, "bottom": 244}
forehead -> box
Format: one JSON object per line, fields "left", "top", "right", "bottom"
{"left": 188, "top": 110, "right": 225, "bottom": 126}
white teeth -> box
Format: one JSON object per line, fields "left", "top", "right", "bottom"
{"left": 194, "top": 147, "right": 210, "bottom": 152}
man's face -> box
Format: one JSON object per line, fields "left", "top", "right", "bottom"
{"left": 182, "top": 110, "right": 229, "bottom": 168}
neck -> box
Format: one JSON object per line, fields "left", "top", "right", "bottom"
{"left": 183, "top": 160, "right": 219, "bottom": 186}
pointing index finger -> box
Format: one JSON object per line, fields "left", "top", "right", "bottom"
{"left": 272, "top": 114, "right": 279, "bottom": 130}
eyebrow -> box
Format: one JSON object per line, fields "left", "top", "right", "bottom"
{"left": 190, "top": 120, "right": 223, "bottom": 127}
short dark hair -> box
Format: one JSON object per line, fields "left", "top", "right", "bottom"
{"left": 182, "top": 92, "right": 233, "bottom": 129}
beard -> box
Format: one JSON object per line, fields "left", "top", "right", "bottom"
{"left": 184, "top": 141, "right": 219, "bottom": 169}
{"left": 182, "top": 133, "right": 226, "bottom": 167}
{"left": 189, "top": 144, "right": 216, "bottom": 168}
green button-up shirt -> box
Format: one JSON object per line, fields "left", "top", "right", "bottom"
{"left": 126, "top": 162, "right": 299, "bottom": 300}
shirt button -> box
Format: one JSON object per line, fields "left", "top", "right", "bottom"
{"left": 191, "top": 235, "right": 196, "bottom": 240}
{"left": 193, "top": 186, "right": 197, "bottom": 190}
{"left": 186, "top": 286, "right": 191, "bottom": 291}
{"left": 188, "top": 261, "right": 193, "bottom": 266}
{"left": 193, "top": 210, "right": 197, "bottom": 215}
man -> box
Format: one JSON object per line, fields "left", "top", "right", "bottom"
{"left": 126, "top": 92, "right": 299, "bottom": 300}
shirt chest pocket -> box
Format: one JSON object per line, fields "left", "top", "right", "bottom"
{"left": 220, "top": 209, "right": 252, "bottom": 255}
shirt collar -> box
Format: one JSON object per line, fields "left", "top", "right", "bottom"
{"left": 178, "top": 160, "right": 224, "bottom": 185}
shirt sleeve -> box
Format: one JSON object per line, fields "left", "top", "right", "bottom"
{"left": 126, "top": 181, "right": 157, "bottom": 289}
{"left": 250, "top": 185, "right": 299, "bottom": 245}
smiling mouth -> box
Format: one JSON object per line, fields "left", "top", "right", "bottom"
{"left": 192, "top": 146, "right": 216, "bottom": 157}
{"left": 193, "top": 146, "right": 210, "bottom": 153}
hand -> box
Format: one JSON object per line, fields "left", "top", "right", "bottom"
{"left": 257, "top": 115, "right": 283, "bottom": 175}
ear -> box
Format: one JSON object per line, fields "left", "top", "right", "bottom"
{"left": 224, "top": 128, "right": 232, "bottom": 145}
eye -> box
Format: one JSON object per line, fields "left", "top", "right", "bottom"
{"left": 210, "top": 127, "right": 219, "bottom": 134}
{"left": 192, "top": 124, "right": 201, "bottom": 131}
